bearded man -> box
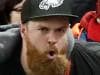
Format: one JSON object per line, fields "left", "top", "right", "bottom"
{"left": 20, "top": 0, "right": 77, "bottom": 75}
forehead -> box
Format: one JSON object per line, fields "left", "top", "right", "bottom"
{"left": 25, "top": 16, "right": 69, "bottom": 27}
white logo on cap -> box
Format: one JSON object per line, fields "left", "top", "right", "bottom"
{"left": 39, "top": 0, "right": 64, "bottom": 10}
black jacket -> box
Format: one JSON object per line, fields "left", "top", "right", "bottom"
{"left": 71, "top": 41, "right": 100, "bottom": 75}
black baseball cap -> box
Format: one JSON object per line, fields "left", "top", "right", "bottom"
{"left": 21, "top": 0, "right": 78, "bottom": 23}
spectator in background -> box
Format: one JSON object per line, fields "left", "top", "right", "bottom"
{"left": 69, "top": 0, "right": 96, "bottom": 27}
{"left": 72, "top": 0, "right": 100, "bottom": 42}
{"left": 10, "top": 0, "right": 25, "bottom": 24}
{"left": 0, "top": 0, "right": 25, "bottom": 25}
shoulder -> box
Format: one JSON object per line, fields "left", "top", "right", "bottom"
{"left": 73, "top": 40, "right": 100, "bottom": 56}
{"left": 71, "top": 40, "right": 100, "bottom": 75}
{"left": 0, "top": 24, "right": 22, "bottom": 63}
{"left": 0, "top": 24, "right": 25, "bottom": 75}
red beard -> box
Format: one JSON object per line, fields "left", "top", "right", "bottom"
{"left": 25, "top": 36, "right": 71, "bottom": 75}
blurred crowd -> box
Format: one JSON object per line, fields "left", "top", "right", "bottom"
{"left": 0, "top": 0, "right": 25, "bottom": 25}
{"left": 72, "top": 0, "right": 100, "bottom": 42}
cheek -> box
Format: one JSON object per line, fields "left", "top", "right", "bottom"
{"left": 27, "top": 31, "right": 48, "bottom": 53}
{"left": 55, "top": 34, "right": 68, "bottom": 54}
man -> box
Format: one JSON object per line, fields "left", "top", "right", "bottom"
{"left": 20, "top": 0, "right": 76, "bottom": 75}
{"left": 0, "top": 0, "right": 76, "bottom": 74}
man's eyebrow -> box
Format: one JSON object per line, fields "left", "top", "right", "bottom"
{"left": 55, "top": 26, "right": 68, "bottom": 30}
{"left": 37, "top": 24, "right": 48, "bottom": 28}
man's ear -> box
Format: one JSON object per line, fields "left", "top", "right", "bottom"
{"left": 20, "top": 24, "right": 27, "bottom": 38}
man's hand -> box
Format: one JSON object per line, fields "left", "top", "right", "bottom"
{"left": 72, "top": 23, "right": 83, "bottom": 39}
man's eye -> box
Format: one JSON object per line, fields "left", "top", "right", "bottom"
{"left": 38, "top": 27, "right": 49, "bottom": 32}
{"left": 56, "top": 28, "right": 66, "bottom": 33}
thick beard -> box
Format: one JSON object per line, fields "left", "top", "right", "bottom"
{"left": 25, "top": 37, "right": 71, "bottom": 75}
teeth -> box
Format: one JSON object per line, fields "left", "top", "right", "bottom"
{"left": 47, "top": 54, "right": 56, "bottom": 59}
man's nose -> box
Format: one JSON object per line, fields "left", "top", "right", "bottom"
{"left": 47, "top": 32, "right": 57, "bottom": 45}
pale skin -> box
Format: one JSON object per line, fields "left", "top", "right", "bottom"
{"left": 10, "top": 0, "right": 25, "bottom": 24}
{"left": 20, "top": 16, "right": 71, "bottom": 75}
{"left": 72, "top": 23, "right": 83, "bottom": 39}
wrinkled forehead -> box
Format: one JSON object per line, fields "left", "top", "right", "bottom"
{"left": 24, "top": 16, "right": 69, "bottom": 28}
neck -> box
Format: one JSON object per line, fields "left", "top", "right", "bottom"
{"left": 21, "top": 39, "right": 33, "bottom": 75}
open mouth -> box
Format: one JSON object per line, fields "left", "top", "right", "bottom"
{"left": 47, "top": 50, "right": 57, "bottom": 60}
